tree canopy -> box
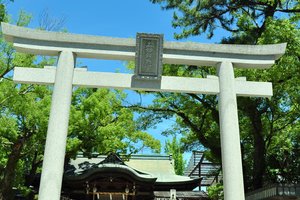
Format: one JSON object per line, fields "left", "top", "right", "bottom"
{"left": 0, "top": 8, "right": 161, "bottom": 200}
{"left": 164, "top": 136, "right": 185, "bottom": 175}
{"left": 151, "top": 0, "right": 300, "bottom": 42}
{"left": 143, "top": 0, "right": 300, "bottom": 192}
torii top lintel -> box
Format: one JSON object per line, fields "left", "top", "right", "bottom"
{"left": 1, "top": 22, "right": 286, "bottom": 69}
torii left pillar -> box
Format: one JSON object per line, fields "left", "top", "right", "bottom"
{"left": 38, "top": 51, "right": 75, "bottom": 200}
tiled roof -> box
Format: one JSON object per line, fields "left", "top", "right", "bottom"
{"left": 67, "top": 153, "right": 200, "bottom": 184}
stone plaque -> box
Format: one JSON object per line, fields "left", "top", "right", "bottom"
{"left": 135, "top": 33, "right": 163, "bottom": 80}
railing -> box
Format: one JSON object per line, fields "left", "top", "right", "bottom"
{"left": 184, "top": 151, "right": 221, "bottom": 187}
{"left": 246, "top": 184, "right": 300, "bottom": 200}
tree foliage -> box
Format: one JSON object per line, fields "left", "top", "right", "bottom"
{"left": 151, "top": 0, "right": 300, "bottom": 41}
{"left": 0, "top": 52, "right": 52, "bottom": 199}
{"left": 68, "top": 88, "right": 161, "bottom": 157}
{"left": 164, "top": 136, "right": 185, "bottom": 175}
{"left": 0, "top": 8, "right": 161, "bottom": 200}
{"left": 146, "top": 0, "right": 300, "bottom": 192}
{"left": 207, "top": 183, "right": 224, "bottom": 200}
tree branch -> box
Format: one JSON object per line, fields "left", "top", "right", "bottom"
{"left": 275, "top": 8, "right": 300, "bottom": 13}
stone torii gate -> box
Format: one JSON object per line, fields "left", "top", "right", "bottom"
{"left": 1, "top": 23, "right": 286, "bottom": 200}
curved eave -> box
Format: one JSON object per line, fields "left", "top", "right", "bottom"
{"left": 1, "top": 23, "right": 286, "bottom": 68}
{"left": 156, "top": 177, "right": 201, "bottom": 185}
{"left": 64, "top": 164, "right": 157, "bottom": 184}
{"left": 155, "top": 177, "right": 201, "bottom": 191}
{"left": 1, "top": 22, "right": 136, "bottom": 48}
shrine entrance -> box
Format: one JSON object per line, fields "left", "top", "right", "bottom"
{"left": 62, "top": 154, "right": 156, "bottom": 200}
{"left": 87, "top": 191, "right": 135, "bottom": 200}
{"left": 84, "top": 177, "right": 138, "bottom": 200}
{"left": 46, "top": 153, "right": 205, "bottom": 200}
{"left": 1, "top": 22, "right": 286, "bottom": 200}
{"left": 86, "top": 182, "right": 136, "bottom": 200}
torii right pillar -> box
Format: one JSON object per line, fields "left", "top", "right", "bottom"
{"left": 218, "top": 61, "right": 245, "bottom": 199}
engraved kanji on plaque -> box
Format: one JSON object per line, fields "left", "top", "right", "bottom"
{"left": 135, "top": 33, "right": 163, "bottom": 80}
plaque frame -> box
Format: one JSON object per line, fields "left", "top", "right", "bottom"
{"left": 135, "top": 33, "right": 163, "bottom": 80}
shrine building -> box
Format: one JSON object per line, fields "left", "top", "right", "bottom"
{"left": 32, "top": 153, "right": 209, "bottom": 200}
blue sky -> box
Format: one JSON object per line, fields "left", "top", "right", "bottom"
{"left": 6, "top": 0, "right": 226, "bottom": 42}
{"left": 5, "top": 0, "right": 224, "bottom": 154}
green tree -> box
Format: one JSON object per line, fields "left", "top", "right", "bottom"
{"left": 150, "top": 0, "right": 300, "bottom": 42}
{"left": 0, "top": 9, "right": 50, "bottom": 199}
{"left": 68, "top": 88, "right": 161, "bottom": 157}
{"left": 0, "top": 78, "right": 51, "bottom": 200}
{"left": 0, "top": 12, "right": 161, "bottom": 200}
{"left": 207, "top": 183, "right": 224, "bottom": 200}
{"left": 143, "top": 0, "right": 300, "bottom": 192}
{"left": 0, "top": 1, "right": 15, "bottom": 24}
{"left": 0, "top": 85, "right": 161, "bottom": 200}
{"left": 164, "top": 136, "right": 185, "bottom": 175}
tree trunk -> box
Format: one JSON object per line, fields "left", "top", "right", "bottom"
{"left": 240, "top": 98, "right": 267, "bottom": 191}
{"left": 24, "top": 151, "right": 42, "bottom": 200}
{"left": 250, "top": 105, "right": 266, "bottom": 190}
{"left": 0, "top": 138, "right": 24, "bottom": 200}
{"left": 252, "top": 128, "right": 266, "bottom": 190}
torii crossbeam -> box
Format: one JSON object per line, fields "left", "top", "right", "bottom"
{"left": 1, "top": 23, "right": 286, "bottom": 200}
